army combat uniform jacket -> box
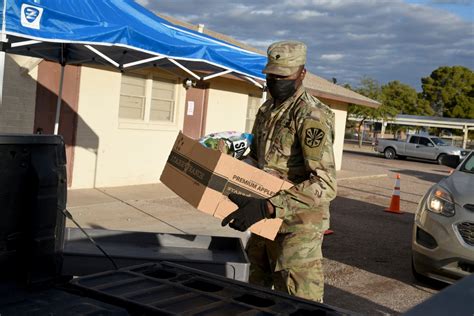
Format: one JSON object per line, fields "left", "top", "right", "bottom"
{"left": 246, "top": 85, "right": 337, "bottom": 301}
{"left": 250, "top": 85, "right": 337, "bottom": 234}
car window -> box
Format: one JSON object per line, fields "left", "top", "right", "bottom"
{"left": 419, "top": 137, "right": 432, "bottom": 146}
{"left": 431, "top": 137, "right": 447, "bottom": 146}
{"left": 409, "top": 136, "right": 419, "bottom": 144}
{"left": 460, "top": 154, "right": 474, "bottom": 173}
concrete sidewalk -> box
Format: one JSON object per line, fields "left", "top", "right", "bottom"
{"left": 66, "top": 156, "right": 387, "bottom": 241}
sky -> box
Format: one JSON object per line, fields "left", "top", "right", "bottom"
{"left": 137, "top": 0, "right": 474, "bottom": 91}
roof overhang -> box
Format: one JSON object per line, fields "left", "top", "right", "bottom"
{"left": 306, "top": 87, "right": 381, "bottom": 108}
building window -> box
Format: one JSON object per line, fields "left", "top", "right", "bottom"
{"left": 119, "top": 73, "right": 146, "bottom": 120}
{"left": 119, "top": 72, "right": 176, "bottom": 123}
{"left": 150, "top": 76, "right": 175, "bottom": 122}
{"left": 245, "top": 94, "right": 261, "bottom": 133}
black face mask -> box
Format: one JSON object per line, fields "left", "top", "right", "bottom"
{"left": 266, "top": 78, "right": 297, "bottom": 102}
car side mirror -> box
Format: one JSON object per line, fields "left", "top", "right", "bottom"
{"left": 440, "top": 155, "right": 460, "bottom": 169}
{"left": 427, "top": 143, "right": 434, "bottom": 147}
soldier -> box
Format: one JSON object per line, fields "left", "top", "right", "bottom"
{"left": 221, "top": 41, "right": 337, "bottom": 302}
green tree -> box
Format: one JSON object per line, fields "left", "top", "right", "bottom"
{"left": 381, "top": 80, "right": 434, "bottom": 116}
{"left": 420, "top": 66, "right": 474, "bottom": 118}
{"left": 347, "top": 77, "right": 399, "bottom": 147}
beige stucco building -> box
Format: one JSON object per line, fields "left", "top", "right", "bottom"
{"left": 0, "top": 20, "right": 379, "bottom": 189}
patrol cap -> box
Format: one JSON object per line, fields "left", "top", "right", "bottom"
{"left": 263, "top": 41, "right": 307, "bottom": 76}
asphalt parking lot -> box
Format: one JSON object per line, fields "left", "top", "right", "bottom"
{"left": 323, "top": 149, "right": 451, "bottom": 315}
{"left": 67, "top": 148, "right": 455, "bottom": 315}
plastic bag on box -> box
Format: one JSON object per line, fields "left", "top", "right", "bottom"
{"left": 199, "top": 131, "right": 253, "bottom": 160}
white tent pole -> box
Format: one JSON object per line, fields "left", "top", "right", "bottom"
{"left": 202, "top": 69, "right": 232, "bottom": 81}
{"left": 261, "top": 90, "right": 267, "bottom": 105}
{"left": 123, "top": 55, "right": 164, "bottom": 69}
{"left": 0, "top": 51, "right": 5, "bottom": 108}
{"left": 0, "top": 0, "right": 8, "bottom": 108}
{"left": 10, "top": 39, "right": 42, "bottom": 48}
{"left": 53, "top": 64, "right": 65, "bottom": 135}
{"left": 84, "top": 44, "right": 119, "bottom": 67}
{"left": 168, "top": 58, "right": 201, "bottom": 80}
{"left": 243, "top": 76, "right": 263, "bottom": 89}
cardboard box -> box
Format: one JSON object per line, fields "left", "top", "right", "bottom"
{"left": 160, "top": 132, "right": 293, "bottom": 240}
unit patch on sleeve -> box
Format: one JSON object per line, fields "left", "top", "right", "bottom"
{"left": 305, "top": 128, "right": 325, "bottom": 148}
{"left": 301, "top": 119, "right": 328, "bottom": 160}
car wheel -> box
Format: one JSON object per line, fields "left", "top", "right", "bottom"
{"left": 384, "top": 147, "right": 396, "bottom": 159}
{"left": 437, "top": 154, "right": 447, "bottom": 165}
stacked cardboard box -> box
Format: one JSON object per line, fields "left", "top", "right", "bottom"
{"left": 160, "top": 132, "right": 292, "bottom": 240}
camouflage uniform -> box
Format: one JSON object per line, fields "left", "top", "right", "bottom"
{"left": 246, "top": 41, "right": 337, "bottom": 303}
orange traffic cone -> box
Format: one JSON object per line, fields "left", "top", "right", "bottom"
{"left": 385, "top": 174, "right": 403, "bottom": 214}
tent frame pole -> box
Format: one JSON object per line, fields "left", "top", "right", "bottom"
{"left": 11, "top": 39, "right": 42, "bottom": 48}
{"left": 0, "top": 51, "right": 5, "bottom": 108}
{"left": 243, "top": 76, "right": 263, "bottom": 89}
{"left": 202, "top": 69, "right": 232, "bottom": 81}
{"left": 123, "top": 55, "right": 165, "bottom": 69}
{"left": 85, "top": 44, "right": 119, "bottom": 67}
{"left": 0, "top": 0, "right": 8, "bottom": 108}
{"left": 261, "top": 90, "right": 267, "bottom": 105}
{"left": 53, "top": 64, "right": 65, "bottom": 135}
{"left": 168, "top": 58, "right": 201, "bottom": 80}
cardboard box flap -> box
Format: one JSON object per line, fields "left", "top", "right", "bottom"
{"left": 174, "top": 132, "right": 221, "bottom": 168}
{"left": 164, "top": 132, "right": 226, "bottom": 194}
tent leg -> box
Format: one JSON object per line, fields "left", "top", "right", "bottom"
{"left": 0, "top": 51, "right": 5, "bottom": 107}
{"left": 261, "top": 90, "right": 267, "bottom": 105}
{"left": 54, "top": 65, "right": 65, "bottom": 135}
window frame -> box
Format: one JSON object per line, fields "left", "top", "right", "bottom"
{"left": 118, "top": 71, "right": 180, "bottom": 131}
{"left": 118, "top": 72, "right": 147, "bottom": 121}
{"left": 419, "top": 137, "right": 434, "bottom": 147}
{"left": 149, "top": 75, "right": 177, "bottom": 123}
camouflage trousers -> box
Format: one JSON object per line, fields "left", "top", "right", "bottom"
{"left": 246, "top": 229, "right": 325, "bottom": 303}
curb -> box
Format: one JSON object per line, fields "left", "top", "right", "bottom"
{"left": 337, "top": 174, "right": 387, "bottom": 181}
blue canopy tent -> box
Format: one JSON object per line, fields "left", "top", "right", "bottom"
{"left": 0, "top": 0, "right": 266, "bottom": 133}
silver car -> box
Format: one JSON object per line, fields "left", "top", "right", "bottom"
{"left": 412, "top": 152, "right": 474, "bottom": 284}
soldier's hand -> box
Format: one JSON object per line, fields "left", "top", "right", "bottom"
{"left": 221, "top": 194, "right": 269, "bottom": 231}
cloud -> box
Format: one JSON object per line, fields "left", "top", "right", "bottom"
{"left": 136, "top": 0, "right": 149, "bottom": 6}
{"left": 430, "top": 0, "right": 473, "bottom": 4}
{"left": 138, "top": 0, "right": 473, "bottom": 89}
{"left": 321, "top": 54, "right": 344, "bottom": 61}
{"left": 293, "top": 10, "right": 329, "bottom": 20}
{"left": 250, "top": 9, "right": 273, "bottom": 15}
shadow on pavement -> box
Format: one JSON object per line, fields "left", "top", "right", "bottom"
{"left": 95, "top": 188, "right": 189, "bottom": 234}
{"left": 337, "top": 184, "right": 420, "bottom": 204}
{"left": 324, "top": 196, "right": 446, "bottom": 292}
{"left": 345, "top": 182, "right": 425, "bottom": 199}
{"left": 343, "top": 149, "right": 380, "bottom": 158}
{"left": 392, "top": 169, "right": 447, "bottom": 183}
{"left": 325, "top": 284, "right": 397, "bottom": 316}
{"left": 87, "top": 223, "right": 108, "bottom": 230}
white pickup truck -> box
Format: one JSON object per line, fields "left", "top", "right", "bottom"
{"left": 375, "top": 134, "right": 470, "bottom": 164}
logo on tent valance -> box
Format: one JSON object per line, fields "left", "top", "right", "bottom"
{"left": 21, "top": 4, "right": 44, "bottom": 30}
